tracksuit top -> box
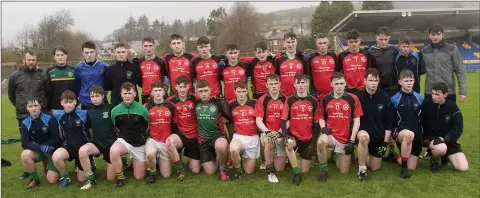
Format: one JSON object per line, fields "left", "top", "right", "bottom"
{"left": 54, "top": 108, "right": 91, "bottom": 149}
{"left": 111, "top": 101, "right": 149, "bottom": 147}
{"left": 395, "top": 50, "right": 421, "bottom": 93}
{"left": 75, "top": 60, "right": 109, "bottom": 106}
{"left": 87, "top": 103, "right": 117, "bottom": 149}
{"left": 46, "top": 65, "right": 77, "bottom": 110}
{"left": 21, "top": 112, "right": 60, "bottom": 151}
{"left": 104, "top": 60, "right": 142, "bottom": 106}
{"left": 356, "top": 89, "right": 394, "bottom": 141}
{"left": 421, "top": 99, "right": 463, "bottom": 143}
{"left": 391, "top": 90, "right": 424, "bottom": 139}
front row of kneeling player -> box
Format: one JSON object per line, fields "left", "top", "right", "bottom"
{"left": 20, "top": 69, "right": 468, "bottom": 189}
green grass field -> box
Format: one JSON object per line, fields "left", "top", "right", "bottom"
{"left": 1, "top": 74, "right": 479, "bottom": 198}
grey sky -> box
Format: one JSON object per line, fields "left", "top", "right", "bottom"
{"left": 1, "top": 1, "right": 319, "bottom": 42}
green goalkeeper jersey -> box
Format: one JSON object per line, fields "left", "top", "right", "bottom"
{"left": 195, "top": 99, "right": 231, "bottom": 144}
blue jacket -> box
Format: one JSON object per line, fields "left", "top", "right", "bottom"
{"left": 21, "top": 112, "right": 60, "bottom": 151}
{"left": 54, "top": 108, "right": 91, "bottom": 149}
{"left": 75, "top": 60, "right": 109, "bottom": 106}
{"left": 395, "top": 50, "right": 421, "bottom": 93}
{"left": 391, "top": 90, "right": 424, "bottom": 139}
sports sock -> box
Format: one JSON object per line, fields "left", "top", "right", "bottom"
{"left": 148, "top": 168, "right": 157, "bottom": 175}
{"left": 30, "top": 171, "right": 39, "bottom": 180}
{"left": 401, "top": 157, "right": 408, "bottom": 168}
{"left": 320, "top": 163, "right": 328, "bottom": 171}
{"left": 267, "top": 164, "right": 275, "bottom": 174}
{"left": 359, "top": 165, "right": 367, "bottom": 172}
{"left": 116, "top": 172, "right": 125, "bottom": 180}
{"left": 219, "top": 166, "right": 228, "bottom": 172}
{"left": 85, "top": 172, "right": 95, "bottom": 181}
{"left": 235, "top": 164, "right": 243, "bottom": 174}
{"left": 290, "top": 157, "right": 300, "bottom": 174}
{"left": 173, "top": 160, "right": 184, "bottom": 172}
{"left": 61, "top": 172, "right": 69, "bottom": 178}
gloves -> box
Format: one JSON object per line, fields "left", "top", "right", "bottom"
{"left": 378, "top": 142, "right": 388, "bottom": 157}
{"left": 344, "top": 140, "right": 355, "bottom": 155}
{"left": 433, "top": 137, "right": 445, "bottom": 145}
{"left": 320, "top": 127, "right": 332, "bottom": 135}
{"left": 266, "top": 131, "right": 280, "bottom": 143}
{"left": 302, "top": 52, "right": 312, "bottom": 62}
{"left": 218, "top": 59, "right": 226, "bottom": 68}
{"left": 40, "top": 145, "right": 54, "bottom": 153}
{"left": 213, "top": 93, "right": 225, "bottom": 102}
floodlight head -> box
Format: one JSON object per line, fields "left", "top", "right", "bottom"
{"left": 402, "top": 12, "right": 407, "bottom": 17}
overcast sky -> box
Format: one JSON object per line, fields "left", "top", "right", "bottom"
{"left": 1, "top": 1, "right": 319, "bottom": 42}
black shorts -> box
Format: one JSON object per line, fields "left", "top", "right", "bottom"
{"left": 199, "top": 136, "right": 223, "bottom": 164}
{"left": 446, "top": 142, "right": 463, "bottom": 156}
{"left": 63, "top": 145, "right": 95, "bottom": 171}
{"left": 252, "top": 92, "right": 264, "bottom": 100}
{"left": 395, "top": 140, "right": 422, "bottom": 157}
{"left": 294, "top": 137, "right": 312, "bottom": 160}
{"left": 368, "top": 139, "right": 384, "bottom": 159}
{"left": 178, "top": 135, "right": 200, "bottom": 160}
{"left": 93, "top": 143, "right": 111, "bottom": 164}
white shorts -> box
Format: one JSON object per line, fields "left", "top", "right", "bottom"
{"left": 260, "top": 134, "right": 286, "bottom": 157}
{"left": 232, "top": 134, "right": 260, "bottom": 159}
{"left": 330, "top": 135, "right": 346, "bottom": 154}
{"left": 146, "top": 138, "right": 169, "bottom": 160}
{"left": 116, "top": 138, "right": 146, "bottom": 162}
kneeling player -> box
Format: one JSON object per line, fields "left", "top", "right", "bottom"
{"left": 355, "top": 68, "right": 394, "bottom": 181}
{"left": 110, "top": 82, "right": 150, "bottom": 187}
{"left": 391, "top": 70, "right": 424, "bottom": 179}
{"left": 229, "top": 80, "right": 260, "bottom": 179}
{"left": 166, "top": 75, "right": 201, "bottom": 180}
{"left": 52, "top": 90, "right": 92, "bottom": 188}
{"left": 255, "top": 74, "right": 287, "bottom": 183}
{"left": 145, "top": 81, "right": 177, "bottom": 183}
{"left": 21, "top": 97, "right": 60, "bottom": 188}
{"left": 422, "top": 82, "right": 468, "bottom": 172}
{"left": 280, "top": 74, "right": 320, "bottom": 185}
{"left": 195, "top": 80, "right": 232, "bottom": 180}
{"left": 317, "top": 72, "right": 363, "bottom": 183}
{"left": 78, "top": 86, "right": 117, "bottom": 189}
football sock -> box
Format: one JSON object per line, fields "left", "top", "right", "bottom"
{"left": 30, "top": 171, "right": 39, "bottom": 180}
{"left": 148, "top": 168, "right": 157, "bottom": 175}
{"left": 320, "top": 163, "right": 328, "bottom": 171}
{"left": 116, "top": 172, "right": 125, "bottom": 180}
{"left": 85, "top": 172, "right": 95, "bottom": 181}
{"left": 359, "top": 165, "right": 367, "bottom": 172}
{"left": 401, "top": 157, "right": 408, "bottom": 168}
{"left": 173, "top": 160, "right": 184, "bottom": 172}
{"left": 235, "top": 164, "right": 243, "bottom": 174}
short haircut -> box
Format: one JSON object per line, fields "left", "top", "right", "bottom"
{"left": 431, "top": 82, "right": 449, "bottom": 94}
{"left": 61, "top": 90, "right": 77, "bottom": 101}
{"left": 316, "top": 33, "right": 328, "bottom": 39}
{"left": 89, "top": 85, "right": 105, "bottom": 96}
{"left": 398, "top": 69, "right": 414, "bottom": 79}
{"left": 429, "top": 23, "right": 444, "bottom": 34}
{"left": 399, "top": 35, "right": 412, "bottom": 45}
{"left": 25, "top": 96, "right": 42, "bottom": 106}
{"left": 196, "top": 80, "right": 209, "bottom": 89}
{"left": 346, "top": 29, "right": 360, "bottom": 40}
{"left": 331, "top": 72, "right": 345, "bottom": 82}
{"left": 226, "top": 43, "right": 239, "bottom": 51}
{"left": 121, "top": 82, "right": 136, "bottom": 92}
{"left": 151, "top": 80, "right": 164, "bottom": 90}
{"left": 284, "top": 31, "right": 297, "bottom": 40}
{"left": 114, "top": 43, "right": 127, "bottom": 49}
{"left": 294, "top": 73, "right": 309, "bottom": 83}
{"left": 234, "top": 80, "right": 248, "bottom": 90}
{"left": 24, "top": 50, "right": 36, "bottom": 58}
{"left": 254, "top": 41, "right": 268, "bottom": 51}
{"left": 197, "top": 36, "right": 210, "bottom": 46}
{"left": 175, "top": 75, "right": 189, "bottom": 86}
{"left": 171, "top": 34, "right": 184, "bottom": 41}
{"left": 52, "top": 46, "right": 68, "bottom": 55}
{"left": 142, "top": 37, "right": 155, "bottom": 44}
{"left": 376, "top": 27, "right": 390, "bottom": 36}
{"left": 81, "top": 41, "right": 96, "bottom": 51}
{"left": 365, "top": 68, "right": 380, "bottom": 79}
{"left": 266, "top": 74, "right": 280, "bottom": 82}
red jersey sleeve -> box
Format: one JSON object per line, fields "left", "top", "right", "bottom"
{"left": 253, "top": 96, "right": 265, "bottom": 118}
{"left": 352, "top": 94, "right": 363, "bottom": 118}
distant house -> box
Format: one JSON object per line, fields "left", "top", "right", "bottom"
{"left": 264, "top": 28, "right": 310, "bottom": 52}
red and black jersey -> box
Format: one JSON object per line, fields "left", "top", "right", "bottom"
{"left": 191, "top": 55, "right": 226, "bottom": 97}
{"left": 281, "top": 94, "right": 319, "bottom": 141}
{"left": 221, "top": 62, "right": 250, "bottom": 102}
{"left": 229, "top": 100, "right": 257, "bottom": 136}
{"left": 145, "top": 101, "right": 176, "bottom": 143}
{"left": 163, "top": 53, "right": 196, "bottom": 93}
{"left": 275, "top": 53, "right": 308, "bottom": 97}
{"left": 254, "top": 93, "right": 287, "bottom": 131}
{"left": 310, "top": 52, "right": 336, "bottom": 100}
{"left": 166, "top": 94, "right": 198, "bottom": 139}
{"left": 318, "top": 92, "right": 363, "bottom": 144}
{"left": 241, "top": 57, "right": 276, "bottom": 96}
{"left": 336, "top": 49, "right": 371, "bottom": 91}
{"left": 136, "top": 56, "right": 168, "bottom": 97}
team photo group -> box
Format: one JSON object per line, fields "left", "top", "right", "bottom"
{"left": 8, "top": 23, "right": 469, "bottom": 190}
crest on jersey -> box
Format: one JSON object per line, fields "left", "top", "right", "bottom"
{"left": 75, "top": 119, "right": 82, "bottom": 126}
{"left": 68, "top": 72, "right": 73, "bottom": 77}
{"left": 308, "top": 106, "right": 313, "bottom": 112}
{"left": 239, "top": 70, "right": 245, "bottom": 75}
{"left": 329, "top": 59, "right": 335, "bottom": 64}
{"left": 361, "top": 57, "right": 366, "bottom": 62}
{"left": 212, "top": 63, "right": 218, "bottom": 69}
{"left": 126, "top": 71, "right": 133, "bottom": 79}
{"left": 103, "top": 112, "right": 109, "bottom": 118}
{"left": 343, "top": 104, "right": 349, "bottom": 111}
{"left": 42, "top": 126, "right": 48, "bottom": 133}
{"left": 279, "top": 104, "right": 284, "bottom": 109}
{"left": 249, "top": 109, "right": 254, "bottom": 115}
{"left": 210, "top": 106, "right": 217, "bottom": 112}
{"left": 412, "top": 102, "right": 419, "bottom": 110}
{"left": 377, "top": 104, "right": 384, "bottom": 111}
{"left": 444, "top": 115, "right": 451, "bottom": 122}
{"left": 165, "top": 111, "right": 170, "bottom": 116}
{"left": 184, "top": 61, "right": 190, "bottom": 66}
{"left": 296, "top": 64, "right": 302, "bottom": 69}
